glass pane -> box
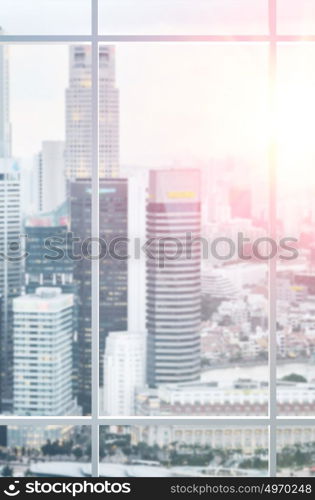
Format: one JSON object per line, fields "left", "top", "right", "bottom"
{"left": 278, "top": 0, "right": 315, "bottom": 35}
{"left": 276, "top": 44, "right": 315, "bottom": 417}
{"left": 277, "top": 426, "right": 315, "bottom": 477}
{"left": 97, "top": 45, "right": 127, "bottom": 402}
{"left": 0, "top": 425, "right": 91, "bottom": 477}
{"left": 0, "top": 0, "right": 91, "bottom": 35}
{"left": 100, "top": 425, "right": 268, "bottom": 477}
{"left": 0, "top": 44, "right": 92, "bottom": 416}
{"left": 99, "top": 0, "right": 268, "bottom": 35}
{"left": 100, "top": 43, "right": 269, "bottom": 417}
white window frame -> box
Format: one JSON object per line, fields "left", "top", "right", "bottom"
{"left": 0, "top": 0, "right": 315, "bottom": 478}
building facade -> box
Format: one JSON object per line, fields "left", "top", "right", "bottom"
{"left": 103, "top": 331, "right": 146, "bottom": 416}
{"left": 24, "top": 206, "right": 74, "bottom": 294}
{"left": 70, "top": 178, "right": 128, "bottom": 414}
{"left": 24, "top": 208, "right": 79, "bottom": 402}
{"left": 146, "top": 169, "right": 201, "bottom": 387}
{"left": 65, "top": 45, "right": 119, "bottom": 180}
{"left": 36, "top": 141, "right": 66, "bottom": 213}
{"left": 130, "top": 424, "right": 315, "bottom": 454}
{"left": 0, "top": 159, "right": 21, "bottom": 412}
{"left": 131, "top": 425, "right": 269, "bottom": 455}
{"left": 136, "top": 379, "right": 315, "bottom": 417}
{"left": 13, "top": 287, "right": 78, "bottom": 416}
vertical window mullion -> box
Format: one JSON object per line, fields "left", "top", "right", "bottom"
{"left": 91, "top": 0, "right": 100, "bottom": 478}
{"left": 268, "top": 0, "right": 278, "bottom": 478}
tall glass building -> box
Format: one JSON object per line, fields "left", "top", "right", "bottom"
{"left": 146, "top": 169, "right": 201, "bottom": 387}
{"left": 24, "top": 207, "right": 74, "bottom": 294}
{"left": 70, "top": 178, "right": 128, "bottom": 414}
{"left": 65, "top": 45, "right": 119, "bottom": 180}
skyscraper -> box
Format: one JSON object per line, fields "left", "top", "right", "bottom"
{"left": 13, "top": 287, "right": 78, "bottom": 416}
{"left": 65, "top": 45, "right": 119, "bottom": 179}
{"left": 0, "top": 33, "right": 20, "bottom": 412}
{"left": 0, "top": 28, "right": 11, "bottom": 158}
{"left": 70, "top": 178, "right": 128, "bottom": 414}
{"left": 24, "top": 204, "right": 74, "bottom": 294}
{"left": 103, "top": 331, "right": 146, "bottom": 416}
{"left": 146, "top": 169, "right": 201, "bottom": 387}
{"left": 36, "top": 141, "right": 66, "bottom": 213}
{"left": 0, "top": 159, "right": 21, "bottom": 412}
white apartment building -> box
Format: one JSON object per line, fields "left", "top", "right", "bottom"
{"left": 36, "top": 140, "right": 66, "bottom": 213}
{"left": 103, "top": 331, "right": 146, "bottom": 415}
{"left": 13, "top": 287, "right": 79, "bottom": 416}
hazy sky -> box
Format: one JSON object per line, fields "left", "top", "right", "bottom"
{"left": 1, "top": 0, "right": 314, "bottom": 35}
{"left": 0, "top": 0, "right": 267, "bottom": 35}
{"left": 8, "top": 43, "right": 269, "bottom": 167}
{"left": 2, "top": 0, "right": 315, "bottom": 178}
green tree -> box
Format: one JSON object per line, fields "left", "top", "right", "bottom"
{"left": 73, "top": 446, "right": 83, "bottom": 460}
{"left": 1, "top": 465, "right": 13, "bottom": 477}
{"left": 282, "top": 373, "right": 307, "bottom": 383}
{"left": 41, "top": 439, "right": 55, "bottom": 457}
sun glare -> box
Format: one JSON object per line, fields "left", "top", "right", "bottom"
{"left": 276, "top": 77, "right": 315, "bottom": 188}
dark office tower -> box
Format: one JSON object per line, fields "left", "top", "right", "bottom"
{"left": 70, "top": 179, "right": 128, "bottom": 414}
{"left": 25, "top": 225, "right": 74, "bottom": 292}
{"left": 146, "top": 169, "right": 201, "bottom": 387}
{"left": 24, "top": 204, "right": 74, "bottom": 294}
{"left": 229, "top": 187, "right": 252, "bottom": 219}
{"left": 0, "top": 425, "right": 6, "bottom": 446}
{"left": 0, "top": 160, "right": 21, "bottom": 412}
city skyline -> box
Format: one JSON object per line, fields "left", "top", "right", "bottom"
{"left": 8, "top": 44, "right": 268, "bottom": 169}
{"left": 0, "top": 37, "right": 314, "bottom": 417}
{"left": 4, "top": 43, "right": 315, "bottom": 191}
{"left": 1, "top": 0, "right": 315, "bottom": 480}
